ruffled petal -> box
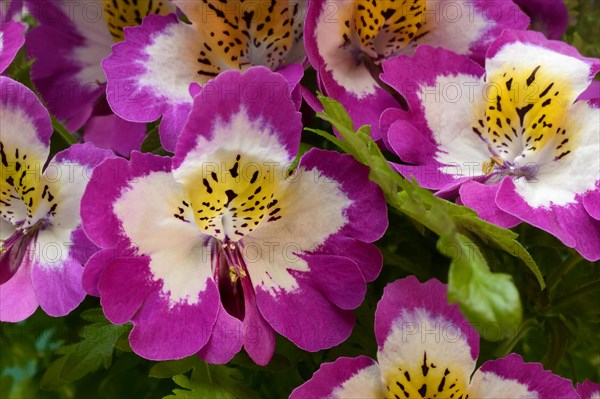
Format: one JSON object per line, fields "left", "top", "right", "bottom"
{"left": 470, "top": 353, "right": 579, "bottom": 399}
{"left": 577, "top": 380, "right": 600, "bottom": 399}
{"left": 0, "top": 21, "right": 24, "bottom": 73}
{"left": 290, "top": 356, "right": 384, "bottom": 399}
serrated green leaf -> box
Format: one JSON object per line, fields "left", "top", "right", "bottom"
{"left": 162, "top": 359, "right": 260, "bottom": 399}
{"left": 150, "top": 357, "right": 198, "bottom": 379}
{"left": 41, "top": 310, "right": 130, "bottom": 388}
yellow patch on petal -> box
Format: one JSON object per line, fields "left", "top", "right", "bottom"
{"left": 176, "top": 0, "right": 305, "bottom": 83}
{"left": 103, "top": 0, "right": 174, "bottom": 42}
{"left": 0, "top": 142, "right": 56, "bottom": 225}
{"left": 385, "top": 352, "right": 468, "bottom": 399}
{"left": 474, "top": 64, "right": 576, "bottom": 164}
{"left": 343, "top": 0, "right": 428, "bottom": 61}
{"left": 179, "top": 152, "right": 287, "bottom": 241}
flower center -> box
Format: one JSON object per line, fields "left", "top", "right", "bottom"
{"left": 343, "top": 0, "right": 428, "bottom": 64}
{"left": 176, "top": 153, "right": 286, "bottom": 242}
{"left": 472, "top": 64, "right": 574, "bottom": 178}
{"left": 385, "top": 352, "right": 468, "bottom": 399}
{"left": 214, "top": 239, "right": 251, "bottom": 320}
{"left": 0, "top": 220, "right": 46, "bottom": 284}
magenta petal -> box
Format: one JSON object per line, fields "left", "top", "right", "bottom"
{"left": 320, "top": 235, "right": 383, "bottom": 283}
{"left": 375, "top": 276, "right": 479, "bottom": 360}
{"left": 583, "top": 185, "right": 600, "bottom": 220}
{"left": 69, "top": 227, "right": 99, "bottom": 268}
{"left": 0, "top": 260, "right": 38, "bottom": 322}
{"left": 128, "top": 280, "right": 220, "bottom": 360}
{"left": 497, "top": 178, "right": 600, "bottom": 261}
{"left": 301, "top": 254, "right": 366, "bottom": 310}
{"left": 579, "top": 81, "right": 600, "bottom": 102}
{"left": 459, "top": 179, "right": 522, "bottom": 228}
{"left": 83, "top": 113, "right": 146, "bottom": 156}
{"left": 30, "top": 258, "right": 85, "bottom": 317}
{"left": 240, "top": 277, "right": 275, "bottom": 366}
{"left": 577, "top": 380, "right": 600, "bottom": 399}
{"left": 82, "top": 248, "right": 121, "bottom": 297}
{"left": 97, "top": 256, "right": 154, "bottom": 325}
{"left": 387, "top": 118, "right": 438, "bottom": 165}
{"left": 0, "top": 21, "right": 25, "bottom": 73}
{"left": 255, "top": 284, "right": 355, "bottom": 352}
{"left": 513, "top": 0, "right": 569, "bottom": 39}
{"left": 290, "top": 356, "right": 381, "bottom": 399}
{"left": 476, "top": 354, "right": 578, "bottom": 398}
{"left": 174, "top": 67, "right": 302, "bottom": 168}
{"left": 196, "top": 303, "right": 243, "bottom": 364}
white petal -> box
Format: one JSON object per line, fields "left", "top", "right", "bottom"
{"left": 418, "top": 0, "right": 488, "bottom": 55}
{"left": 332, "top": 364, "right": 385, "bottom": 399}
{"left": 470, "top": 370, "right": 538, "bottom": 398}
{"left": 315, "top": 0, "right": 377, "bottom": 98}
{"left": 420, "top": 74, "right": 489, "bottom": 176}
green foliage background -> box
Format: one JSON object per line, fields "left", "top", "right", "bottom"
{"left": 1, "top": 1, "right": 599, "bottom": 397}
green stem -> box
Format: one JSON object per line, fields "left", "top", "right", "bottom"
{"left": 51, "top": 116, "right": 78, "bottom": 145}
{"left": 492, "top": 318, "right": 536, "bottom": 357}
{"left": 551, "top": 279, "right": 600, "bottom": 310}
{"left": 547, "top": 254, "right": 582, "bottom": 293}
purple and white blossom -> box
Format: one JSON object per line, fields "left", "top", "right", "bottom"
{"left": 0, "top": 77, "right": 112, "bottom": 322}
{"left": 380, "top": 30, "right": 600, "bottom": 260}
{"left": 290, "top": 276, "right": 579, "bottom": 399}
{"left": 81, "top": 67, "right": 388, "bottom": 364}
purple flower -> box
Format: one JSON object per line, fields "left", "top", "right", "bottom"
{"left": 24, "top": 0, "right": 174, "bottom": 154}
{"left": 513, "top": 0, "right": 569, "bottom": 39}
{"left": 304, "top": 0, "right": 530, "bottom": 140}
{"left": 291, "top": 276, "right": 578, "bottom": 399}
{"left": 0, "top": 20, "right": 24, "bottom": 73}
{"left": 0, "top": 77, "right": 113, "bottom": 322}
{"left": 577, "top": 381, "right": 600, "bottom": 399}
{"left": 380, "top": 30, "right": 600, "bottom": 261}
{"left": 102, "top": 0, "right": 307, "bottom": 152}
{"left": 80, "top": 67, "right": 388, "bottom": 364}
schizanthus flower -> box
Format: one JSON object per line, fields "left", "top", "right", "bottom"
{"left": 0, "top": 77, "right": 112, "bottom": 322}
{"left": 291, "top": 276, "right": 578, "bottom": 399}
{"left": 381, "top": 30, "right": 600, "bottom": 260}
{"left": 81, "top": 67, "right": 387, "bottom": 364}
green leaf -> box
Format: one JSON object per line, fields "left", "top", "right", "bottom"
{"left": 149, "top": 357, "right": 198, "bottom": 379}
{"left": 444, "top": 234, "right": 523, "bottom": 340}
{"left": 162, "top": 359, "right": 260, "bottom": 399}
{"left": 51, "top": 116, "right": 78, "bottom": 146}
{"left": 141, "top": 123, "right": 162, "bottom": 153}
{"left": 40, "top": 309, "right": 130, "bottom": 389}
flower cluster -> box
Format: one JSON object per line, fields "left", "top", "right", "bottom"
{"left": 0, "top": 0, "right": 598, "bottom": 396}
